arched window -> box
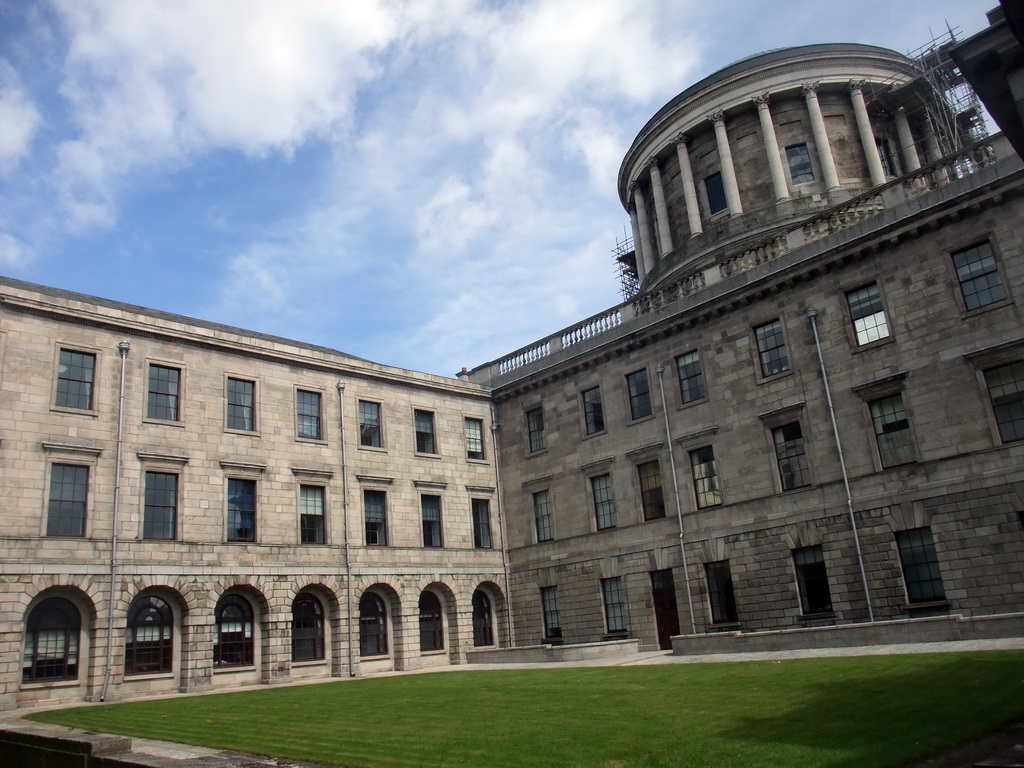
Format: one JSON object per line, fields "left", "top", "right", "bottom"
{"left": 24, "top": 597, "right": 80, "bottom": 682}
{"left": 125, "top": 595, "right": 173, "bottom": 675}
{"left": 292, "top": 594, "right": 324, "bottom": 662}
{"left": 214, "top": 594, "right": 254, "bottom": 667}
{"left": 359, "top": 593, "right": 387, "bottom": 657}
{"left": 419, "top": 591, "right": 444, "bottom": 652}
{"left": 472, "top": 590, "right": 494, "bottom": 647}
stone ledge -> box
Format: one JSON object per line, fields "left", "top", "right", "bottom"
{"left": 466, "top": 638, "right": 640, "bottom": 664}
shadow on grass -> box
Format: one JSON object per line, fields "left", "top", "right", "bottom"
{"left": 715, "top": 653, "right": 1024, "bottom": 768}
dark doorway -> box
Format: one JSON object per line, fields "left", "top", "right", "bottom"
{"left": 650, "top": 569, "right": 680, "bottom": 650}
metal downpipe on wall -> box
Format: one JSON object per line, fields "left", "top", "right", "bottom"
{"left": 490, "top": 414, "right": 515, "bottom": 647}
{"left": 100, "top": 340, "right": 131, "bottom": 701}
{"left": 336, "top": 382, "right": 356, "bottom": 677}
{"left": 806, "top": 309, "right": 875, "bottom": 624}
{"left": 656, "top": 364, "right": 698, "bottom": 635}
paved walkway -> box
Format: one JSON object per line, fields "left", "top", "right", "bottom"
{"left": 6, "top": 638, "right": 1024, "bottom": 767}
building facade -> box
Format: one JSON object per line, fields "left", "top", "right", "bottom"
{"left": 0, "top": 281, "right": 507, "bottom": 710}
{"left": 2, "top": 39, "right": 1024, "bottom": 710}
{"left": 468, "top": 43, "right": 1024, "bottom": 651}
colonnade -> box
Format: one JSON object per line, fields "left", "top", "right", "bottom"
{"left": 627, "top": 80, "right": 931, "bottom": 281}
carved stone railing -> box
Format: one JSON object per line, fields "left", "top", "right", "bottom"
{"left": 632, "top": 270, "right": 706, "bottom": 316}
{"left": 719, "top": 236, "right": 789, "bottom": 278}
{"left": 801, "top": 194, "right": 885, "bottom": 241}
{"left": 498, "top": 340, "right": 551, "bottom": 375}
{"left": 561, "top": 309, "right": 622, "bottom": 349}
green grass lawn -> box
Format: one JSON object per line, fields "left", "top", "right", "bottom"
{"left": 26, "top": 651, "right": 1024, "bottom": 768}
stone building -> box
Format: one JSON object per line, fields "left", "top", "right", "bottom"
{"left": 467, "top": 43, "right": 1024, "bottom": 652}
{"left": 0, "top": 280, "right": 507, "bottom": 710}
{"left": 3, "top": 38, "right": 1024, "bottom": 710}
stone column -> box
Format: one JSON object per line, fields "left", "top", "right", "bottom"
{"left": 673, "top": 133, "right": 703, "bottom": 236}
{"left": 802, "top": 83, "right": 841, "bottom": 190}
{"left": 627, "top": 204, "right": 647, "bottom": 283}
{"left": 849, "top": 80, "right": 887, "bottom": 186}
{"left": 261, "top": 617, "right": 292, "bottom": 684}
{"left": 922, "top": 117, "right": 942, "bottom": 163}
{"left": 894, "top": 107, "right": 921, "bottom": 172}
{"left": 647, "top": 158, "right": 674, "bottom": 256}
{"left": 753, "top": 93, "right": 790, "bottom": 202}
{"left": 709, "top": 110, "right": 743, "bottom": 214}
{"left": 631, "top": 183, "right": 657, "bottom": 276}
{"left": 179, "top": 614, "right": 214, "bottom": 693}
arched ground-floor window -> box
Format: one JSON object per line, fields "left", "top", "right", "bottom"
{"left": 359, "top": 593, "right": 387, "bottom": 657}
{"left": 419, "top": 591, "right": 444, "bottom": 652}
{"left": 24, "top": 597, "right": 81, "bottom": 682}
{"left": 125, "top": 595, "right": 173, "bottom": 675}
{"left": 214, "top": 594, "right": 254, "bottom": 667}
{"left": 292, "top": 593, "right": 325, "bottom": 662}
{"left": 472, "top": 589, "right": 494, "bottom": 647}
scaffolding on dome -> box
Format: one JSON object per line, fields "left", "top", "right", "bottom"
{"left": 612, "top": 232, "right": 640, "bottom": 301}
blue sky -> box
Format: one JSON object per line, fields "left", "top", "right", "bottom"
{"left": 0, "top": 0, "right": 998, "bottom": 376}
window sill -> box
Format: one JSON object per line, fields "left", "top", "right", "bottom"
{"left": 601, "top": 632, "right": 629, "bottom": 641}
{"left": 296, "top": 437, "right": 328, "bottom": 446}
{"left": 466, "top": 458, "right": 490, "bottom": 466}
{"left": 50, "top": 405, "right": 98, "bottom": 418}
{"left": 758, "top": 369, "right": 793, "bottom": 385}
{"left": 20, "top": 679, "right": 81, "bottom": 690}
{"left": 543, "top": 637, "right": 564, "bottom": 646}
{"left": 582, "top": 429, "right": 608, "bottom": 441}
{"left": 628, "top": 414, "right": 655, "bottom": 426}
{"left": 213, "top": 665, "right": 256, "bottom": 674}
{"left": 124, "top": 671, "right": 174, "bottom": 681}
{"left": 359, "top": 654, "right": 390, "bottom": 661}
{"left": 414, "top": 452, "right": 441, "bottom": 460}
{"left": 797, "top": 611, "right": 836, "bottom": 624}
{"left": 224, "top": 428, "right": 260, "bottom": 437}
{"left": 902, "top": 600, "right": 950, "bottom": 615}
{"left": 850, "top": 336, "right": 895, "bottom": 354}
{"left": 708, "top": 621, "right": 741, "bottom": 632}
{"left": 527, "top": 447, "right": 548, "bottom": 458}
{"left": 677, "top": 397, "right": 708, "bottom": 411}
{"left": 421, "top": 649, "right": 446, "bottom": 656}
{"left": 961, "top": 298, "right": 1012, "bottom": 318}
{"left": 142, "top": 417, "right": 184, "bottom": 428}
{"left": 292, "top": 659, "right": 327, "bottom": 668}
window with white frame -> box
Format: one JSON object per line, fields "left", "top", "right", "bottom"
{"left": 754, "top": 319, "right": 789, "bottom": 377}
{"left": 676, "top": 349, "right": 706, "bottom": 404}
{"left": 363, "top": 490, "right": 387, "bottom": 545}
{"left": 895, "top": 527, "right": 946, "bottom": 603}
{"left": 591, "top": 473, "right": 616, "bottom": 530}
{"left": 55, "top": 349, "right": 95, "bottom": 410}
{"left": 952, "top": 241, "right": 1006, "bottom": 310}
{"left": 582, "top": 387, "right": 605, "bottom": 434}
{"left": 526, "top": 407, "right": 545, "bottom": 452}
{"left": 299, "top": 485, "right": 325, "bottom": 544}
{"left": 869, "top": 394, "right": 916, "bottom": 466}
{"left": 772, "top": 422, "right": 811, "bottom": 491}
{"left": 359, "top": 400, "right": 382, "bottom": 447}
{"left": 601, "top": 577, "right": 627, "bottom": 633}
{"left": 533, "top": 490, "right": 553, "bottom": 542}
{"left": 464, "top": 417, "right": 485, "bottom": 460}
{"left": 689, "top": 446, "right": 721, "bottom": 508}
{"left": 637, "top": 460, "right": 665, "bottom": 520}
{"left": 414, "top": 409, "right": 436, "bottom": 454}
{"left": 421, "top": 495, "right": 442, "bottom": 547}
{"left": 846, "top": 283, "right": 890, "bottom": 345}
{"left": 984, "top": 361, "right": 1024, "bottom": 443}
{"left": 47, "top": 464, "right": 89, "bottom": 537}
{"left": 472, "top": 498, "right": 492, "bottom": 548}
{"left": 626, "top": 369, "right": 652, "bottom": 420}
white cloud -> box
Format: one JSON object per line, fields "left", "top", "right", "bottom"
{"left": 0, "top": 61, "right": 41, "bottom": 173}
{"left": 0, "top": 232, "right": 32, "bottom": 268}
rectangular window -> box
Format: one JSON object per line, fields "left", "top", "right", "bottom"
{"left": 705, "top": 171, "right": 727, "bottom": 214}
{"left": 755, "top": 320, "right": 789, "bottom": 377}
{"left": 582, "top": 387, "right": 605, "bottom": 435}
{"left": 47, "top": 464, "right": 88, "bottom": 536}
{"left": 896, "top": 527, "right": 946, "bottom": 603}
{"left": 705, "top": 561, "right": 738, "bottom": 624}
{"left": 637, "top": 460, "right": 665, "bottom": 520}
{"left": 626, "top": 369, "right": 652, "bottom": 420}
{"left": 143, "top": 471, "right": 177, "bottom": 540}
{"left": 363, "top": 490, "right": 387, "bottom": 546}
{"left": 676, "top": 350, "right": 706, "bottom": 404}
{"left": 540, "top": 586, "right": 561, "bottom": 639}
{"left": 689, "top": 446, "right": 722, "bottom": 508}
{"left": 296, "top": 390, "right": 322, "bottom": 440}
{"left": 526, "top": 407, "right": 546, "bottom": 452}
{"left": 421, "top": 495, "right": 442, "bottom": 547}
{"left": 226, "top": 378, "right": 255, "bottom": 431}
{"left": 299, "top": 485, "right": 325, "bottom": 544}
{"left": 953, "top": 241, "right": 1006, "bottom": 310}
{"left": 869, "top": 394, "right": 915, "bottom": 466}
{"left": 786, "top": 143, "right": 814, "bottom": 184}
{"left": 472, "top": 498, "right": 492, "bottom": 548}
{"left": 793, "top": 545, "right": 832, "bottom": 614}
{"left": 464, "top": 417, "right": 485, "bottom": 460}
{"left": 876, "top": 137, "right": 896, "bottom": 176}
{"left": 985, "top": 362, "right": 1024, "bottom": 443}
{"left": 147, "top": 364, "right": 180, "bottom": 421}
{"left": 601, "top": 577, "right": 627, "bottom": 633}
{"left": 846, "top": 283, "right": 890, "bottom": 345}
{"left": 591, "top": 473, "right": 616, "bottom": 530}
{"left": 358, "top": 400, "right": 382, "bottom": 447}
{"left": 414, "top": 409, "right": 436, "bottom": 454}
{"left": 772, "top": 422, "right": 811, "bottom": 490}
{"left": 227, "top": 478, "right": 256, "bottom": 542}
{"left": 533, "top": 490, "right": 554, "bottom": 542}
{"left": 55, "top": 349, "right": 95, "bottom": 410}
